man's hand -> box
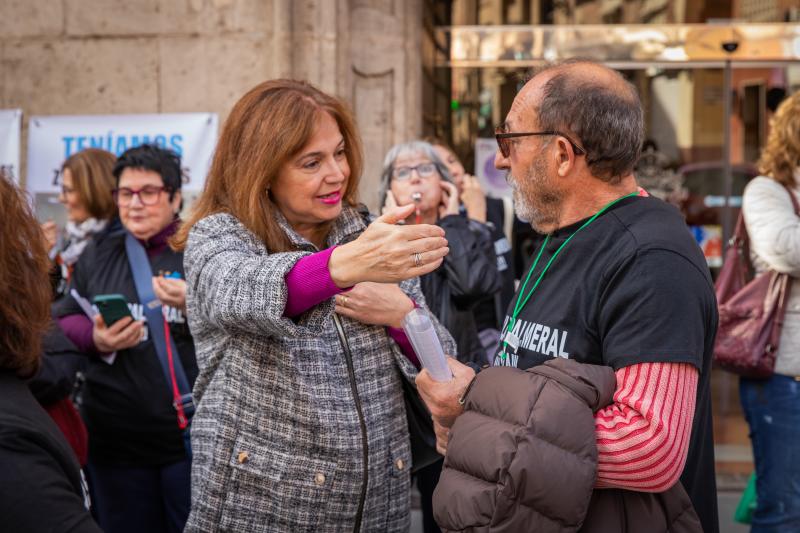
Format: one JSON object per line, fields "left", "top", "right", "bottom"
{"left": 416, "top": 356, "right": 476, "bottom": 453}
{"left": 433, "top": 417, "right": 451, "bottom": 455}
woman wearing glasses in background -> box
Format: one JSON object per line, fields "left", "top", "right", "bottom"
{"left": 377, "top": 141, "right": 499, "bottom": 533}
{"left": 54, "top": 144, "right": 197, "bottom": 533}
{"left": 42, "top": 148, "right": 118, "bottom": 298}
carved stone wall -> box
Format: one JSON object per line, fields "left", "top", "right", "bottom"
{"left": 0, "top": 0, "right": 424, "bottom": 209}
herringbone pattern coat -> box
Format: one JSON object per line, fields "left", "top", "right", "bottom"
{"left": 183, "top": 206, "right": 455, "bottom": 532}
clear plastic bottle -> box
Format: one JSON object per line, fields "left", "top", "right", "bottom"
{"left": 402, "top": 308, "right": 452, "bottom": 382}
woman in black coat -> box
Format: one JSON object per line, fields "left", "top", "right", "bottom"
{"left": 0, "top": 171, "right": 100, "bottom": 532}
{"left": 378, "top": 140, "right": 500, "bottom": 533}
{"left": 379, "top": 141, "right": 500, "bottom": 366}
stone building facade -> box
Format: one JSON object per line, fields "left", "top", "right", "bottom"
{"left": 0, "top": 0, "right": 426, "bottom": 209}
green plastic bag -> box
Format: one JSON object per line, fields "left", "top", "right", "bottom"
{"left": 734, "top": 472, "right": 758, "bottom": 524}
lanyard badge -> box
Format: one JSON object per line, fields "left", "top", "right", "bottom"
{"left": 501, "top": 329, "right": 520, "bottom": 359}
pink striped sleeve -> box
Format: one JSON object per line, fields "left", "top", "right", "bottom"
{"left": 594, "top": 361, "right": 698, "bottom": 492}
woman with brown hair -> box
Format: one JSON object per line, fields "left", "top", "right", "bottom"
{"left": 0, "top": 171, "right": 100, "bottom": 532}
{"left": 740, "top": 90, "right": 800, "bottom": 532}
{"left": 174, "top": 79, "right": 454, "bottom": 532}
{"left": 42, "top": 148, "right": 118, "bottom": 298}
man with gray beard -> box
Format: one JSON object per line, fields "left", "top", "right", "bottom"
{"left": 416, "top": 60, "right": 718, "bottom": 533}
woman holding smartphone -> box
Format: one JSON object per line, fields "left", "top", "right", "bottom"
{"left": 54, "top": 144, "right": 196, "bottom": 533}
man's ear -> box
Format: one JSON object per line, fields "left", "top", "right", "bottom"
{"left": 554, "top": 137, "right": 574, "bottom": 177}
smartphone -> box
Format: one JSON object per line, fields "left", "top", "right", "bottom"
{"left": 93, "top": 294, "right": 134, "bottom": 327}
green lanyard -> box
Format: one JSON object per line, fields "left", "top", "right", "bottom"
{"left": 500, "top": 191, "right": 638, "bottom": 359}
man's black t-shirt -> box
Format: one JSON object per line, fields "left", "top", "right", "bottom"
{"left": 54, "top": 228, "right": 197, "bottom": 467}
{"left": 494, "top": 195, "right": 719, "bottom": 533}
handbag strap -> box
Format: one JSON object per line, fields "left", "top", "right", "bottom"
{"left": 124, "top": 232, "right": 194, "bottom": 428}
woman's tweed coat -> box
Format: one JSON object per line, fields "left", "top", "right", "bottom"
{"left": 182, "top": 206, "right": 456, "bottom": 532}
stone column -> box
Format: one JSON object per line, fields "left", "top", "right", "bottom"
{"left": 350, "top": 0, "right": 422, "bottom": 209}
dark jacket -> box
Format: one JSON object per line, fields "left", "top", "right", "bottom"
{"left": 421, "top": 214, "right": 500, "bottom": 364}
{"left": 0, "top": 370, "right": 101, "bottom": 533}
{"left": 29, "top": 325, "right": 86, "bottom": 406}
{"left": 433, "top": 358, "right": 702, "bottom": 532}
{"left": 28, "top": 325, "right": 89, "bottom": 465}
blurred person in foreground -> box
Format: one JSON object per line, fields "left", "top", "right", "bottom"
{"left": 378, "top": 140, "right": 500, "bottom": 533}
{"left": 0, "top": 171, "right": 100, "bottom": 532}
{"left": 417, "top": 60, "right": 718, "bottom": 532}
{"left": 172, "top": 79, "right": 453, "bottom": 532}
{"left": 740, "top": 90, "right": 800, "bottom": 533}
{"left": 430, "top": 139, "right": 515, "bottom": 359}
{"left": 32, "top": 148, "right": 119, "bottom": 468}
{"left": 54, "top": 144, "right": 197, "bottom": 533}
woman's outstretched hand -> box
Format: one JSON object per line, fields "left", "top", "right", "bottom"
{"left": 329, "top": 204, "right": 449, "bottom": 288}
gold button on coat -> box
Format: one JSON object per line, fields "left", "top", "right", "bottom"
{"left": 395, "top": 458, "right": 405, "bottom": 471}
{"left": 237, "top": 451, "right": 249, "bottom": 464}
{"left": 315, "top": 473, "right": 326, "bottom": 486}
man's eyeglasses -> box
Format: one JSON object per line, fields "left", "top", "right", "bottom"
{"left": 113, "top": 186, "right": 170, "bottom": 206}
{"left": 392, "top": 163, "right": 438, "bottom": 181}
{"left": 495, "top": 127, "right": 586, "bottom": 158}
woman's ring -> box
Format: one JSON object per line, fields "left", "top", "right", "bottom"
{"left": 413, "top": 252, "right": 423, "bottom": 268}
{"left": 340, "top": 296, "right": 349, "bottom": 307}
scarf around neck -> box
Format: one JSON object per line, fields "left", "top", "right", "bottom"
{"left": 60, "top": 217, "right": 108, "bottom": 265}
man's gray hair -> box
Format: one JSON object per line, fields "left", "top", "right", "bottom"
{"left": 533, "top": 60, "right": 644, "bottom": 183}
{"left": 377, "top": 140, "right": 452, "bottom": 209}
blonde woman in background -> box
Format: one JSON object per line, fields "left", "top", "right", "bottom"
{"left": 42, "top": 148, "right": 118, "bottom": 298}
{"left": 741, "top": 90, "right": 800, "bottom": 533}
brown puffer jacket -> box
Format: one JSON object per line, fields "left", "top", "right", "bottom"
{"left": 433, "top": 358, "right": 702, "bottom": 533}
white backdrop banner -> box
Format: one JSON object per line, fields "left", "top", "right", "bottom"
{"left": 0, "top": 109, "right": 22, "bottom": 183}
{"left": 474, "top": 137, "right": 510, "bottom": 198}
{"left": 26, "top": 113, "right": 218, "bottom": 195}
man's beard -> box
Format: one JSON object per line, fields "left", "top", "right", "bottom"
{"left": 510, "top": 155, "right": 562, "bottom": 233}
